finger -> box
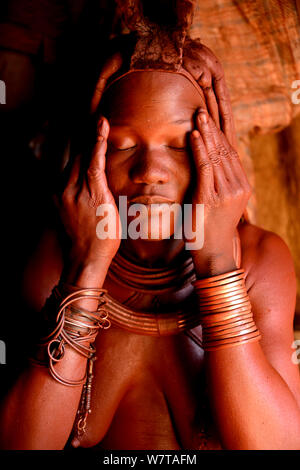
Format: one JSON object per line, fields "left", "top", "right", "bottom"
{"left": 189, "top": 130, "right": 214, "bottom": 197}
{"left": 86, "top": 117, "right": 110, "bottom": 199}
{"left": 90, "top": 53, "right": 123, "bottom": 114}
{"left": 197, "top": 70, "right": 220, "bottom": 129}
{"left": 183, "top": 48, "right": 220, "bottom": 128}
{"left": 215, "top": 128, "right": 250, "bottom": 189}
{"left": 90, "top": 117, "right": 109, "bottom": 173}
{"left": 196, "top": 110, "right": 229, "bottom": 194}
{"left": 212, "top": 130, "right": 240, "bottom": 186}
{"left": 213, "top": 75, "right": 237, "bottom": 149}
{"left": 202, "top": 115, "right": 238, "bottom": 184}
{"left": 196, "top": 45, "right": 237, "bottom": 149}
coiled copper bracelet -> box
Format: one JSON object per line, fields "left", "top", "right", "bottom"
{"left": 192, "top": 269, "right": 261, "bottom": 351}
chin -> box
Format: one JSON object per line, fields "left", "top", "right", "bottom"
{"left": 131, "top": 216, "right": 179, "bottom": 241}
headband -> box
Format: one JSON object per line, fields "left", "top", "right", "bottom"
{"left": 102, "top": 66, "right": 205, "bottom": 100}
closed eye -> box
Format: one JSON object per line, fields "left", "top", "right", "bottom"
{"left": 109, "top": 143, "right": 138, "bottom": 152}
{"left": 166, "top": 145, "right": 188, "bottom": 152}
{"left": 116, "top": 145, "right": 137, "bottom": 151}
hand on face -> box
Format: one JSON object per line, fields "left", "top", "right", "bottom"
{"left": 183, "top": 43, "right": 237, "bottom": 150}
{"left": 182, "top": 45, "right": 252, "bottom": 269}
{"left": 187, "top": 107, "right": 251, "bottom": 268}
{"left": 54, "top": 117, "right": 121, "bottom": 269}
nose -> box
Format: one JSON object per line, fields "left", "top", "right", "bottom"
{"left": 129, "top": 147, "right": 170, "bottom": 185}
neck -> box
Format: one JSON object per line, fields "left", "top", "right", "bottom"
{"left": 120, "top": 237, "right": 186, "bottom": 268}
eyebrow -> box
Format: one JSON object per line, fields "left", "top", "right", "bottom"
{"left": 171, "top": 118, "right": 191, "bottom": 125}
{"left": 109, "top": 118, "right": 192, "bottom": 127}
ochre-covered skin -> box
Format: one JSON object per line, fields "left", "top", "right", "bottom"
{"left": 0, "top": 68, "right": 300, "bottom": 451}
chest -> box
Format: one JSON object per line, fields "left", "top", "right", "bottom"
{"left": 71, "top": 325, "right": 221, "bottom": 450}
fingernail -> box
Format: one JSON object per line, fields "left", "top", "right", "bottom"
{"left": 97, "top": 119, "right": 103, "bottom": 134}
{"left": 198, "top": 111, "right": 208, "bottom": 124}
{"left": 97, "top": 121, "right": 104, "bottom": 142}
{"left": 101, "top": 118, "right": 110, "bottom": 137}
{"left": 191, "top": 130, "right": 200, "bottom": 140}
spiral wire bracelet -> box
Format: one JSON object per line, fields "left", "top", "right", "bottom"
{"left": 32, "top": 284, "right": 111, "bottom": 437}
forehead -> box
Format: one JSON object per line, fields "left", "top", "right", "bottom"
{"left": 102, "top": 71, "right": 205, "bottom": 125}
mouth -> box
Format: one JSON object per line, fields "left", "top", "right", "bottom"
{"left": 128, "top": 195, "right": 175, "bottom": 205}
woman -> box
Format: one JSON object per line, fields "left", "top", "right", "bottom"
{"left": 1, "top": 0, "right": 300, "bottom": 450}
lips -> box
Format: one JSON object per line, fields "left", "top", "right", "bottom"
{"left": 128, "top": 195, "right": 175, "bottom": 205}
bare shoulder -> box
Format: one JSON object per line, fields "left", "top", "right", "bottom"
{"left": 238, "top": 221, "right": 296, "bottom": 302}
{"left": 238, "top": 220, "right": 297, "bottom": 354}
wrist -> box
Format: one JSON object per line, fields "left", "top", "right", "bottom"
{"left": 63, "top": 255, "right": 112, "bottom": 287}
{"left": 59, "top": 257, "right": 111, "bottom": 314}
{"left": 193, "top": 254, "right": 237, "bottom": 278}
{"left": 191, "top": 238, "right": 237, "bottom": 278}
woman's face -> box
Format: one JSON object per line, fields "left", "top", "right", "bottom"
{"left": 102, "top": 71, "right": 206, "bottom": 240}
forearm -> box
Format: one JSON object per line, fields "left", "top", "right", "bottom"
{"left": 0, "top": 347, "right": 88, "bottom": 449}
{"left": 194, "top": 246, "right": 300, "bottom": 449}
{"left": 205, "top": 342, "right": 300, "bottom": 449}
{"left": 0, "top": 261, "right": 109, "bottom": 450}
